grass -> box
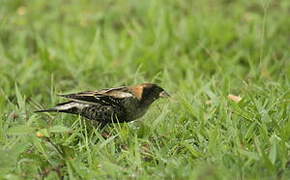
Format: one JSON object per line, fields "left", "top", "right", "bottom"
{"left": 0, "top": 0, "right": 289, "bottom": 179}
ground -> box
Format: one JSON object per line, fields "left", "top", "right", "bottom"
{"left": 0, "top": 0, "right": 289, "bottom": 179}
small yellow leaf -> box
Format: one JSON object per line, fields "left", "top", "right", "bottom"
{"left": 228, "top": 94, "right": 242, "bottom": 102}
{"left": 36, "top": 132, "right": 44, "bottom": 138}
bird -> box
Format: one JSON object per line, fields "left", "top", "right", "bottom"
{"left": 35, "top": 83, "right": 170, "bottom": 128}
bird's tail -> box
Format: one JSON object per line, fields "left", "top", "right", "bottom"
{"left": 34, "top": 101, "right": 82, "bottom": 113}
{"left": 34, "top": 108, "right": 58, "bottom": 113}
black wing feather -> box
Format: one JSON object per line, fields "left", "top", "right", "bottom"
{"left": 58, "top": 87, "right": 132, "bottom": 106}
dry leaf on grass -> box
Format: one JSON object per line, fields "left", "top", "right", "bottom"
{"left": 228, "top": 94, "right": 242, "bottom": 102}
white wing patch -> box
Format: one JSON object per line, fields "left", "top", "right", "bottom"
{"left": 106, "top": 91, "right": 133, "bottom": 98}
{"left": 55, "top": 102, "right": 89, "bottom": 111}
{"left": 97, "top": 87, "right": 133, "bottom": 98}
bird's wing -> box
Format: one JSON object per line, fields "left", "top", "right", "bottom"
{"left": 58, "top": 86, "right": 133, "bottom": 105}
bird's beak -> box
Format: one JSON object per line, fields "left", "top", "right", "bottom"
{"left": 159, "top": 91, "right": 170, "bottom": 98}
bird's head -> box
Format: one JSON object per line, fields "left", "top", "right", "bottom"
{"left": 130, "top": 83, "right": 170, "bottom": 106}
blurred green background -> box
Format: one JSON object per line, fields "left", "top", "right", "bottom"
{"left": 0, "top": 0, "right": 289, "bottom": 179}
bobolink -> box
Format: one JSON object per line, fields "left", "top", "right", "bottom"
{"left": 36, "top": 83, "right": 169, "bottom": 128}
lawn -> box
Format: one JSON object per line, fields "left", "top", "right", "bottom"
{"left": 0, "top": 0, "right": 289, "bottom": 179}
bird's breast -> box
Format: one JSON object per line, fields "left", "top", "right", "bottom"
{"left": 122, "top": 98, "right": 149, "bottom": 121}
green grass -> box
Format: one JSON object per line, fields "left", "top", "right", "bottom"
{"left": 0, "top": 0, "right": 289, "bottom": 179}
